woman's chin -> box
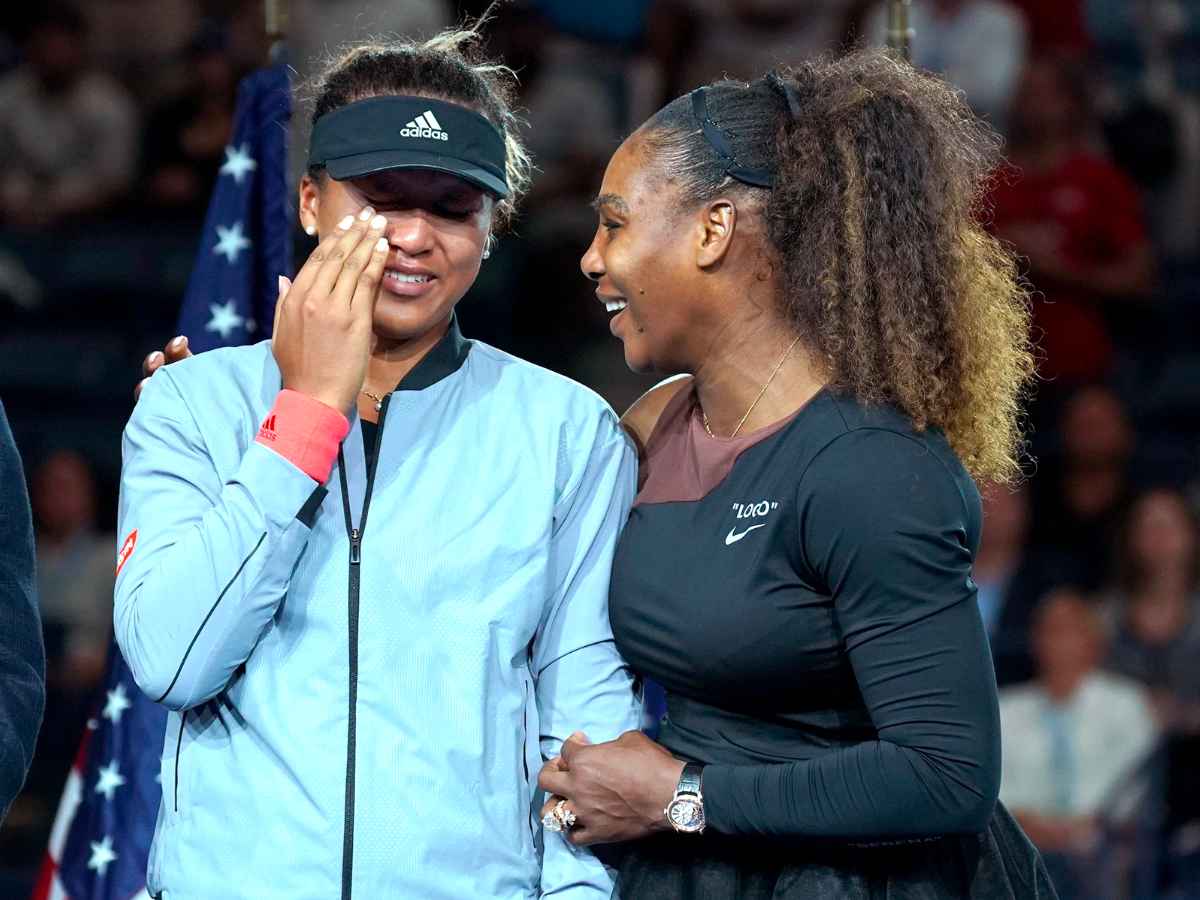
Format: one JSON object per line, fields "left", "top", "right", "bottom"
{"left": 620, "top": 342, "right": 655, "bottom": 374}
{"left": 371, "top": 298, "right": 454, "bottom": 342}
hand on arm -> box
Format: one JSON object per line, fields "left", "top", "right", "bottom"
{"left": 538, "top": 731, "right": 683, "bottom": 846}
{"left": 532, "top": 422, "right": 640, "bottom": 896}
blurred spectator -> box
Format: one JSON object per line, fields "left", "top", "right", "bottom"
{"left": 31, "top": 450, "right": 113, "bottom": 693}
{"left": 1085, "top": 0, "right": 1200, "bottom": 102}
{"left": 862, "top": 0, "right": 1028, "bottom": 132}
{"left": 976, "top": 483, "right": 1087, "bottom": 686}
{"left": 988, "top": 57, "right": 1155, "bottom": 385}
{"left": 1031, "top": 385, "right": 1135, "bottom": 578}
{"left": 83, "top": 0, "right": 201, "bottom": 105}
{"left": 1104, "top": 488, "right": 1200, "bottom": 734}
{"left": 489, "top": 3, "right": 670, "bottom": 368}
{"left": 141, "top": 24, "right": 239, "bottom": 221}
{"left": 1000, "top": 589, "right": 1159, "bottom": 898}
{"left": 1006, "top": 0, "right": 1089, "bottom": 56}
{"left": 677, "top": 1, "right": 858, "bottom": 92}
{"left": 1084, "top": 0, "right": 1200, "bottom": 262}
{"left": 0, "top": 4, "right": 139, "bottom": 230}
{"left": 530, "top": 0, "right": 654, "bottom": 45}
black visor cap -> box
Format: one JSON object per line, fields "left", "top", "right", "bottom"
{"left": 309, "top": 95, "right": 510, "bottom": 198}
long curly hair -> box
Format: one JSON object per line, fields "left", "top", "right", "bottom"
{"left": 642, "top": 50, "right": 1034, "bottom": 483}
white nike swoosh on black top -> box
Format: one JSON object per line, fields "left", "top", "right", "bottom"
{"left": 725, "top": 524, "right": 766, "bottom": 546}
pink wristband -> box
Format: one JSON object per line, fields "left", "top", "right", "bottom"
{"left": 255, "top": 389, "right": 351, "bottom": 483}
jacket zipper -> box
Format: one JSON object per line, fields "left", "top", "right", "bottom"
{"left": 521, "top": 674, "right": 536, "bottom": 845}
{"left": 336, "top": 400, "right": 388, "bottom": 900}
{"left": 173, "top": 710, "right": 186, "bottom": 812}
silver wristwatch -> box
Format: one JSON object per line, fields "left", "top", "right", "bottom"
{"left": 664, "top": 762, "right": 705, "bottom": 833}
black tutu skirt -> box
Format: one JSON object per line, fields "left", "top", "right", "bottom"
{"left": 610, "top": 802, "right": 1058, "bottom": 900}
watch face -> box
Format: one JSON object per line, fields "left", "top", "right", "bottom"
{"left": 667, "top": 798, "right": 705, "bottom": 833}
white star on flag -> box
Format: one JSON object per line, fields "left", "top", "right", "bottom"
{"left": 219, "top": 143, "right": 258, "bottom": 184}
{"left": 94, "top": 760, "right": 127, "bottom": 802}
{"left": 213, "top": 222, "right": 251, "bottom": 264}
{"left": 206, "top": 300, "right": 246, "bottom": 339}
{"left": 102, "top": 683, "right": 132, "bottom": 724}
{"left": 88, "top": 835, "right": 119, "bottom": 876}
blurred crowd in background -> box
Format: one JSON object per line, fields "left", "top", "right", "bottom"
{"left": 0, "top": 1, "right": 1199, "bottom": 898}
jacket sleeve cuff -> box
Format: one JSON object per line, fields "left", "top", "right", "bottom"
{"left": 254, "top": 389, "right": 350, "bottom": 484}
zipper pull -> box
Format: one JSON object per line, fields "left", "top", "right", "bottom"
{"left": 350, "top": 528, "right": 361, "bottom": 565}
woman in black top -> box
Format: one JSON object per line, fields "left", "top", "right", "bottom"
{"left": 538, "top": 51, "right": 1055, "bottom": 898}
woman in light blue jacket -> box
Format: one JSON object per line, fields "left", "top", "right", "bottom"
{"left": 117, "top": 26, "right": 639, "bottom": 900}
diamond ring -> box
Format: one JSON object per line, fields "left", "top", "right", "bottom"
{"left": 555, "top": 800, "right": 577, "bottom": 830}
{"left": 542, "top": 798, "right": 577, "bottom": 832}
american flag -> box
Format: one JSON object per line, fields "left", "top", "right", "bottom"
{"left": 32, "top": 62, "right": 292, "bottom": 900}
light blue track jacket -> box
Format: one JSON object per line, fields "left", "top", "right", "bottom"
{"left": 114, "top": 319, "right": 640, "bottom": 899}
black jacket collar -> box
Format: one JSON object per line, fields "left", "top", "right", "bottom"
{"left": 393, "top": 313, "right": 471, "bottom": 392}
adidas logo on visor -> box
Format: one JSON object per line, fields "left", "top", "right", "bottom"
{"left": 401, "top": 110, "right": 449, "bottom": 142}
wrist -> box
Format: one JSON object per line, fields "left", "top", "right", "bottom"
{"left": 281, "top": 382, "right": 354, "bottom": 417}
{"left": 663, "top": 761, "right": 706, "bottom": 834}
{"left": 256, "top": 389, "right": 350, "bottom": 484}
{"left": 648, "top": 758, "right": 687, "bottom": 833}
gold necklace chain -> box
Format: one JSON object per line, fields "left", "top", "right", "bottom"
{"left": 360, "top": 389, "right": 387, "bottom": 412}
{"left": 701, "top": 335, "right": 801, "bottom": 439}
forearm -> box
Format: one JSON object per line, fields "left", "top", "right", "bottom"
{"left": 116, "top": 386, "right": 346, "bottom": 710}
{"left": 537, "top": 641, "right": 640, "bottom": 758}
{"left": 115, "top": 442, "right": 324, "bottom": 709}
{"left": 701, "top": 589, "right": 1000, "bottom": 839}
{"left": 704, "top": 735, "right": 997, "bottom": 839}
{"left": 538, "top": 643, "right": 639, "bottom": 897}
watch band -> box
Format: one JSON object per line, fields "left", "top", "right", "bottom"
{"left": 677, "top": 762, "right": 703, "bottom": 797}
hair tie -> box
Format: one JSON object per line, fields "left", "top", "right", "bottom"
{"left": 690, "top": 87, "right": 774, "bottom": 188}
{"left": 765, "top": 71, "right": 804, "bottom": 122}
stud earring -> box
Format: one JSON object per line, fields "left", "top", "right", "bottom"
{"left": 304, "top": 224, "right": 316, "bottom": 236}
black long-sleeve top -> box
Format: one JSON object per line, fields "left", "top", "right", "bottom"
{"left": 0, "top": 398, "right": 45, "bottom": 821}
{"left": 609, "top": 386, "right": 1000, "bottom": 840}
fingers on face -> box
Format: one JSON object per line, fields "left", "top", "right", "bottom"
{"left": 311, "top": 207, "right": 384, "bottom": 302}
{"left": 288, "top": 208, "right": 357, "bottom": 294}
{"left": 343, "top": 223, "right": 390, "bottom": 314}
